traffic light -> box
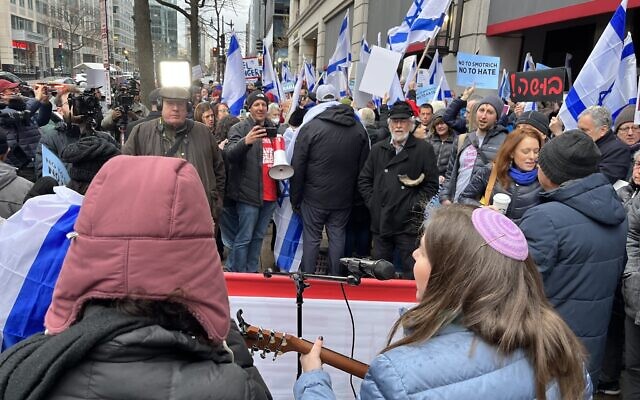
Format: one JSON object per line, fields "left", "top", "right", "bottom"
{"left": 219, "top": 34, "right": 225, "bottom": 49}
{"left": 212, "top": 47, "right": 219, "bottom": 57}
{"left": 58, "top": 41, "right": 62, "bottom": 49}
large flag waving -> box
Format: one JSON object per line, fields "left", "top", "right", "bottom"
{"left": 387, "top": 0, "right": 452, "bottom": 53}
{"left": 559, "top": 0, "right": 628, "bottom": 129}
{"left": 304, "top": 61, "right": 316, "bottom": 92}
{"left": 604, "top": 32, "right": 637, "bottom": 120}
{"left": 221, "top": 31, "right": 247, "bottom": 116}
{"left": 281, "top": 62, "right": 294, "bottom": 84}
{"left": 262, "top": 40, "right": 285, "bottom": 103}
{"left": 326, "top": 11, "right": 351, "bottom": 94}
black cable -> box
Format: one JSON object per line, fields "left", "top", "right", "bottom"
{"left": 341, "top": 283, "right": 357, "bottom": 399}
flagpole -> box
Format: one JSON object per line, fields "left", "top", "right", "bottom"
{"left": 410, "top": 27, "right": 440, "bottom": 87}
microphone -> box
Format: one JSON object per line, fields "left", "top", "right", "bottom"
{"left": 339, "top": 258, "right": 396, "bottom": 280}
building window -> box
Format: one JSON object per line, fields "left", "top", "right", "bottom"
{"left": 28, "top": 0, "right": 33, "bottom": 9}
{"left": 10, "top": 0, "right": 16, "bottom": 4}
{"left": 11, "top": 15, "right": 34, "bottom": 31}
{"left": 36, "top": 22, "right": 47, "bottom": 35}
{"left": 19, "top": 0, "right": 24, "bottom": 7}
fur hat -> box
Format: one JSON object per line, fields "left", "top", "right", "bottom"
{"left": 538, "top": 129, "right": 601, "bottom": 185}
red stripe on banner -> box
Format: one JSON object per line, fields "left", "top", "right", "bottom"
{"left": 225, "top": 272, "right": 417, "bottom": 302}
{"left": 487, "top": 0, "right": 640, "bottom": 36}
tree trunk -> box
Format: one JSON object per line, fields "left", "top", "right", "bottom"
{"left": 190, "top": 0, "right": 200, "bottom": 70}
{"left": 134, "top": 0, "right": 155, "bottom": 109}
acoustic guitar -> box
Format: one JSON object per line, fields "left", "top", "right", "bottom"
{"left": 237, "top": 310, "right": 369, "bottom": 379}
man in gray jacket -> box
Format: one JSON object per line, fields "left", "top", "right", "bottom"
{"left": 0, "top": 130, "right": 32, "bottom": 218}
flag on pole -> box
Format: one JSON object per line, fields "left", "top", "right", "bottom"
{"left": 304, "top": 61, "right": 316, "bottom": 92}
{"left": 389, "top": 73, "right": 406, "bottom": 105}
{"left": 403, "top": 57, "right": 417, "bottom": 94}
{"left": 0, "top": 187, "right": 83, "bottom": 350}
{"left": 423, "top": 49, "right": 452, "bottom": 102}
{"left": 287, "top": 65, "right": 304, "bottom": 122}
{"left": 522, "top": 53, "right": 537, "bottom": 111}
{"left": 604, "top": 32, "right": 637, "bottom": 120}
{"left": 221, "top": 31, "right": 247, "bottom": 116}
{"left": 262, "top": 39, "right": 285, "bottom": 103}
{"left": 281, "top": 62, "right": 294, "bottom": 84}
{"left": 360, "top": 35, "right": 371, "bottom": 64}
{"left": 326, "top": 11, "right": 351, "bottom": 94}
{"left": 387, "top": 0, "right": 452, "bottom": 53}
{"left": 559, "top": 0, "right": 628, "bottom": 129}
{"left": 499, "top": 68, "right": 511, "bottom": 101}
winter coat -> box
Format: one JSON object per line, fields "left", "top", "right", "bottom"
{"left": 224, "top": 116, "right": 278, "bottom": 207}
{"left": 291, "top": 104, "right": 369, "bottom": 210}
{"left": 617, "top": 182, "right": 640, "bottom": 324}
{"left": 458, "top": 164, "right": 542, "bottom": 223}
{"left": 596, "top": 130, "right": 630, "bottom": 184}
{"left": 519, "top": 173, "right": 628, "bottom": 383}
{"left": 442, "top": 97, "right": 468, "bottom": 134}
{"left": 427, "top": 133, "right": 455, "bottom": 177}
{"left": 123, "top": 118, "right": 225, "bottom": 220}
{"left": 359, "top": 134, "right": 439, "bottom": 237}
{"left": 294, "top": 324, "right": 592, "bottom": 400}
{"left": 365, "top": 124, "right": 389, "bottom": 145}
{"left": 439, "top": 125, "right": 509, "bottom": 202}
{"left": 0, "top": 161, "right": 32, "bottom": 218}
{"left": 0, "top": 110, "right": 41, "bottom": 171}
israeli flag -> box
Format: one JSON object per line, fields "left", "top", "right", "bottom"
{"left": 304, "top": 61, "right": 316, "bottom": 92}
{"left": 522, "top": 53, "right": 537, "bottom": 111}
{"left": 221, "top": 31, "right": 247, "bottom": 116}
{"left": 389, "top": 73, "right": 406, "bottom": 106}
{"left": 326, "top": 11, "right": 351, "bottom": 92}
{"left": 604, "top": 32, "right": 637, "bottom": 120}
{"left": 360, "top": 36, "right": 371, "bottom": 65}
{"left": 262, "top": 40, "right": 285, "bottom": 103}
{"left": 424, "top": 49, "right": 452, "bottom": 102}
{"left": 281, "top": 62, "right": 294, "bottom": 84}
{"left": 0, "top": 187, "right": 83, "bottom": 351}
{"left": 286, "top": 65, "right": 305, "bottom": 122}
{"left": 559, "top": 0, "right": 627, "bottom": 129}
{"left": 499, "top": 68, "right": 511, "bottom": 101}
{"left": 387, "top": 0, "right": 452, "bottom": 53}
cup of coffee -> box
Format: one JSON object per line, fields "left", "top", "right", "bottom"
{"left": 492, "top": 193, "right": 511, "bottom": 215}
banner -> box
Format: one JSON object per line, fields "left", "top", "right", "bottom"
{"left": 282, "top": 81, "right": 295, "bottom": 93}
{"left": 456, "top": 53, "right": 500, "bottom": 89}
{"left": 416, "top": 84, "right": 438, "bottom": 105}
{"left": 509, "top": 68, "right": 565, "bottom": 103}
{"left": 416, "top": 68, "right": 429, "bottom": 88}
{"left": 41, "top": 145, "right": 70, "bottom": 185}
{"left": 243, "top": 57, "right": 262, "bottom": 83}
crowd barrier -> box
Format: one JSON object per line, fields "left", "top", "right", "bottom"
{"left": 226, "top": 272, "right": 417, "bottom": 399}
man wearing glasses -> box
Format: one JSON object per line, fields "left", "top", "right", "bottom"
{"left": 614, "top": 105, "right": 640, "bottom": 148}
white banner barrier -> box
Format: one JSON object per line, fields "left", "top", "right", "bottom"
{"left": 226, "top": 273, "right": 416, "bottom": 400}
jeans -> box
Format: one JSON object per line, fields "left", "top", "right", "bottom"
{"left": 228, "top": 201, "right": 276, "bottom": 273}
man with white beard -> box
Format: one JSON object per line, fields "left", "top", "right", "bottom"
{"left": 358, "top": 101, "right": 439, "bottom": 279}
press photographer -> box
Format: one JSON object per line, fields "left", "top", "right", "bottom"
{"left": 0, "top": 79, "right": 52, "bottom": 182}
{"left": 36, "top": 87, "right": 117, "bottom": 178}
{"left": 101, "top": 80, "right": 149, "bottom": 144}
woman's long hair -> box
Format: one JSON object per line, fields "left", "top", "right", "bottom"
{"left": 493, "top": 126, "right": 544, "bottom": 188}
{"left": 385, "top": 205, "right": 586, "bottom": 399}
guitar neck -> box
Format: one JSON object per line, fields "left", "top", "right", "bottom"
{"left": 292, "top": 337, "right": 369, "bottom": 379}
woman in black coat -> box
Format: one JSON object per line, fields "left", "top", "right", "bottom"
{"left": 459, "top": 126, "right": 544, "bottom": 223}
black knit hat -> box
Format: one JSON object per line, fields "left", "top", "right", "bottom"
{"left": 60, "top": 136, "right": 121, "bottom": 183}
{"left": 516, "top": 110, "right": 551, "bottom": 137}
{"left": 246, "top": 90, "right": 268, "bottom": 109}
{"left": 538, "top": 129, "right": 601, "bottom": 185}
{"left": 289, "top": 107, "right": 307, "bottom": 127}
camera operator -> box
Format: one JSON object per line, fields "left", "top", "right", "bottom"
{"left": 0, "top": 79, "right": 52, "bottom": 181}
{"left": 35, "top": 87, "right": 117, "bottom": 178}
{"left": 101, "top": 81, "right": 148, "bottom": 143}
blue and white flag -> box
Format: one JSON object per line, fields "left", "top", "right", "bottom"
{"left": 387, "top": 0, "right": 452, "bottom": 53}
{"left": 403, "top": 57, "right": 417, "bottom": 94}
{"left": 0, "top": 187, "right": 83, "bottom": 351}
{"left": 286, "top": 65, "right": 305, "bottom": 122}
{"left": 360, "top": 35, "right": 371, "bottom": 65}
{"left": 559, "top": 0, "right": 627, "bottom": 129}
{"left": 281, "top": 62, "right": 294, "bottom": 84}
{"left": 522, "top": 53, "right": 537, "bottom": 111}
{"left": 389, "top": 73, "right": 406, "bottom": 106}
{"left": 326, "top": 11, "right": 351, "bottom": 93}
{"left": 499, "top": 68, "right": 511, "bottom": 101}
{"left": 604, "top": 32, "right": 637, "bottom": 120}
{"left": 262, "top": 41, "right": 285, "bottom": 103}
{"left": 423, "top": 49, "right": 452, "bottom": 102}
{"left": 304, "top": 61, "right": 316, "bottom": 92}
{"left": 221, "top": 31, "right": 247, "bottom": 116}
{"left": 273, "top": 181, "right": 303, "bottom": 272}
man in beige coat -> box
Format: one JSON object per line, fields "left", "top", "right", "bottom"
{"left": 123, "top": 87, "right": 225, "bottom": 222}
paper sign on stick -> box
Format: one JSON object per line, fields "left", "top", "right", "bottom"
{"left": 456, "top": 52, "right": 500, "bottom": 89}
{"left": 359, "top": 46, "right": 403, "bottom": 98}
{"left": 42, "top": 145, "right": 70, "bottom": 185}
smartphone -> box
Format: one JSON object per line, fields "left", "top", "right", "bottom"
{"left": 265, "top": 126, "right": 278, "bottom": 138}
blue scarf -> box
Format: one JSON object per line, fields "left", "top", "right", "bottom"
{"left": 509, "top": 166, "right": 538, "bottom": 185}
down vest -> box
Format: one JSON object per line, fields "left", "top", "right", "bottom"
{"left": 519, "top": 173, "right": 627, "bottom": 384}
{"left": 294, "top": 324, "right": 592, "bottom": 399}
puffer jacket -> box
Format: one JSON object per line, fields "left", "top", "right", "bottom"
{"left": 458, "top": 164, "right": 542, "bottom": 223}
{"left": 224, "top": 116, "right": 278, "bottom": 207}
{"left": 294, "top": 324, "right": 592, "bottom": 399}
{"left": 291, "top": 104, "right": 369, "bottom": 210}
{"left": 520, "top": 173, "right": 628, "bottom": 384}
{"left": 617, "top": 182, "right": 640, "bottom": 325}
{"left": 0, "top": 161, "right": 32, "bottom": 218}
{"left": 439, "top": 124, "right": 509, "bottom": 202}
{"left": 427, "top": 133, "right": 455, "bottom": 177}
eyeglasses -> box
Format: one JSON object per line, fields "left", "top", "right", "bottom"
{"left": 620, "top": 125, "right": 640, "bottom": 132}
{"left": 633, "top": 161, "right": 640, "bottom": 168}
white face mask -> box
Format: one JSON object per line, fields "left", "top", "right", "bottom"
{"left": 270, "top": 118, "right": 280, "bottom": 124}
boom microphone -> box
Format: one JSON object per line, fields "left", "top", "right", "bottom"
{"left": 339, "top": 258, "right": 396, "bottom": 280}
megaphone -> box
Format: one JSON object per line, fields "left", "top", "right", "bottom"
{"left": 269, "top": 135, "right": 294, "bottom": 180}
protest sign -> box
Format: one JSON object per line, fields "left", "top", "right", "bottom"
{"left": 456, "top": 53, "right": 500, "bottom": 89}
{"left": 509, "top": 67, "right": 565, "bottom": 103}
{"left": 42, "top": 145, "right": 70, "bottom": 185}
{"left": 282, "top": 81, "right": 295, "bottom": 93}
{"left": 86, "top": 68, "right": 106, "bottom": 89}
{"left": 401, "top": 55, "right": 417, "bottom": 81}
{"left": 243, "top": 57, "right": 261, "bottom": 83}
{"left": 416, "top": 69, "right": 429, "bottom": 88}
{"left": 191, "top": 65, "right": 204, "bottom": 80}
{"left": 359, "top": 46, "right": 403, "bottom": 98}
{"left": 416, "top": 85, "right": 438, "bottom": 105}
{"left": 353, "top": 61, "right": 373, "bottom": 108}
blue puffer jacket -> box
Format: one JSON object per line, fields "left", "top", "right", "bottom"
{"left": 293, "top": 324, "right": 592, "bottom": 399}
{"left": 519, "top": 173, "right": 627, "bottom": 385}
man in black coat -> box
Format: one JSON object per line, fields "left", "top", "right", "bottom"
{"left": 291, "top": 84, "right": 370, "bottom": 275}
{"left": 359, "top": 101, "right": 439, "bottom": 279}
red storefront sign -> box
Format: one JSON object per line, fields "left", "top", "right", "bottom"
{"left": 12, "top": 40, "right": 28, "bottom": 50}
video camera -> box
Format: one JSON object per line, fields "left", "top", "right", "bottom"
{"left": 113, "top": 80, "right": 139, "bottom": 109}
{"left": 68, "top": 89, "right": 102, "bottom": 124}
{"left": 0, "top": 102, "right": 32, "bottom": 127}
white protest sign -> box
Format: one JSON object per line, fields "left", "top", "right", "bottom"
{"left": 401, "top": 55, "right": 417, "bottom": 81}
{"left": 359, "top": 46, "right": 403, "bottom": 98}
{"left": 352, "top": 61, "right": 372, "bottom": 108}
{"left": 243, "top": 57, "right": 262, "bottom": 83}
{"left": 635, "top": 76, "right": 640, "bottom": 125}
{"left": 86, "top": 68, "right": 106, "bottom": 89}
{"left": 416, "top": 69, "right": 429, "bottom": 88}
{"left": 456, "top": 52, "right": 500, "bottom": 89}
{"left": 42, "top": 145, "right": 70, "bottom": 185}
{"left": 191, "top": 64, "right": 204, "bottom": 80}
{"left": 416, "top": 85, "right": 438, "bottom": 105}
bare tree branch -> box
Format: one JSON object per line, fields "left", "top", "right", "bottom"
{"left": 154, "top": 0, "right": 190, "bottom": 20}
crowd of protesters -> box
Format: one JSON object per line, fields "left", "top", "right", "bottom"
{"left": 1, "top": 72, "right": 640, "bottom": 397}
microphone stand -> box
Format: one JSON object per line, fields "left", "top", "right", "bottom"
{"left": 263, "top": 269, "right": 363, "bottom": 378}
